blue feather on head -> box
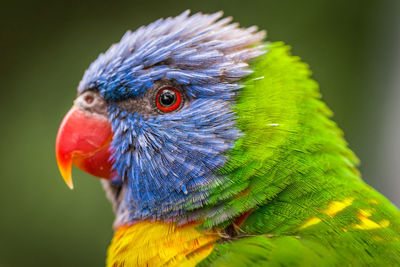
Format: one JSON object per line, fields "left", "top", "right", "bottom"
{"left": 77, "top": 10, "right": 265, "bottom": 225}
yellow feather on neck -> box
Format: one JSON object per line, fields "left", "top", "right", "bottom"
{"left": 106, "top": 221, "right": 219, "bottom": 267}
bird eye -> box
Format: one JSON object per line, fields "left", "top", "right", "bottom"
{"left": 156, "top": 88, "right": 182, "bottom": 112}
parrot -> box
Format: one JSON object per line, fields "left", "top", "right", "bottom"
{"left": 55, "top": 10, "right": 400, "bottom": 266}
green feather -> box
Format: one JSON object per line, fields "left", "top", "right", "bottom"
{"left": 199, "top": 42, "right": 400, "bottom": 265}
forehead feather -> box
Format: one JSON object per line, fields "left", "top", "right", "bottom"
{"left": 78, "top": 10, "right": 266, "bottom": 100}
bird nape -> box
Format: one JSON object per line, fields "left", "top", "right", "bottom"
{"left": 55, "top": 10, "right": 400, "bottom": 267}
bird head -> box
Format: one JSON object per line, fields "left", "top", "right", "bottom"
{"left": 56, "top": 11, "right": 265, "bottom": 225}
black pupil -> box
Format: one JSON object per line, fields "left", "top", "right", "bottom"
{"left": 159, "top": 90, "right": 176, "bottom": 107}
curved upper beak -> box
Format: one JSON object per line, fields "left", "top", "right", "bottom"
{"left": 55, "top": 106, "right": 113, "bottom": 189}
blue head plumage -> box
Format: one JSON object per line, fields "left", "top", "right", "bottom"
{"left": 77, "top": 10, "right": 265, "bottom": 225}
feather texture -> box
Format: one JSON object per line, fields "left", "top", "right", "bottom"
{"left": 199, "top": 42, "right": 400, "bottom": 266}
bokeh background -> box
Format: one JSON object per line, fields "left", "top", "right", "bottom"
{"left": 1, "top": 0, "right": 399, "bottom": 266}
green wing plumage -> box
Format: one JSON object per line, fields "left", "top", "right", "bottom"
{"left": 200, "top": 42, "right": 400, "bottom": 266}
{"left": 199, "top": 235, "right": 337, "bottom": 266}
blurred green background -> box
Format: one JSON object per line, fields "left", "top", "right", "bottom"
{"left": 1, "top": 0, "right": 399, "bottom": 266}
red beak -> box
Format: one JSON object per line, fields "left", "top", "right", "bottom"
{"left": 55, "top": 106, "right": 113, "bottom": 189}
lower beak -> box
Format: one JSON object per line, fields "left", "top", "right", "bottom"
{"left": 55, "top": 106, "right": 113, "bottom": 189}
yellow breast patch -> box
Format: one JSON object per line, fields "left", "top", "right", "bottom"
{"left": 106, "top": 221, "right": 219, "bottom": 267}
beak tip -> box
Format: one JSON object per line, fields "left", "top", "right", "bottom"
{"left": 61, "top": 170, "right": 74, "bottom": 190}
{"left": 66, "top": 180, "right": 74, "bottom": 190}
{"left": 57, "top": 158, "right": 74, "bottom": 190}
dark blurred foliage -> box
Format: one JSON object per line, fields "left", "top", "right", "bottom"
{"left": 0, "top": 0, "right": 399, "bottom": 266}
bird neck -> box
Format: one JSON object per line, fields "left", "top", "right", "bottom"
{"left": 194, "top": 42, "right": 360, "bottom": 228}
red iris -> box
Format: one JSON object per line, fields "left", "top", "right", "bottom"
{"left": 156, "top": 88, "right": 182, "bottom": 112}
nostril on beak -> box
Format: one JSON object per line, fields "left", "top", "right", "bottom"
{"left": 84, "top": 94, "right": 94, "bottom": 104}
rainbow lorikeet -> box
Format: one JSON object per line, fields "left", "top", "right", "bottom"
{"left": 56, "top": 11, "right": 400, "bottom": 266}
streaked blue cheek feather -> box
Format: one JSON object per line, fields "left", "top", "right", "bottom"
{"left": 109, "top": 100, "right": 239, "bottom": 220}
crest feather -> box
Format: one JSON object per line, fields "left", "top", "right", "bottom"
{"left": 78, "top": 10, "right": 266, "bottom": 100}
